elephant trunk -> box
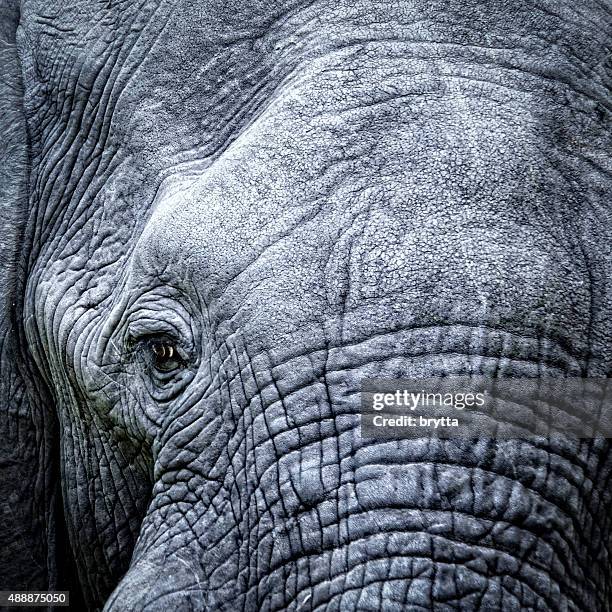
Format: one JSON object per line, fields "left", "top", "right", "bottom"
{"left": 104, "top": 349, "right": 611, "bottom": 610}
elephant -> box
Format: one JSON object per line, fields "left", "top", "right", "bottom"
{"left": 1, "top": 0, "right": 611, "bottom": 609}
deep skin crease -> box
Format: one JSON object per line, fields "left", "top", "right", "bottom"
{"left": 0, "top": 0, "right": 611, "bottom": 610}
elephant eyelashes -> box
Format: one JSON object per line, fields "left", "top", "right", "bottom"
{"left": 149, "top": 340, "right": 183, "bottom": 373}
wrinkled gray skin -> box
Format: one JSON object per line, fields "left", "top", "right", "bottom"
{"left": 1, "top": 0, "right": 611, "bottom": 610}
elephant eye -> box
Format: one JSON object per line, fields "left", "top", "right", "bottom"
{"left": 149, "top": 340, "right": 183, "bottom": 373}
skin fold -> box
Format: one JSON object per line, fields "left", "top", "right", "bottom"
{"left": 0, "top": 0, "right": 611, "bottom": 609}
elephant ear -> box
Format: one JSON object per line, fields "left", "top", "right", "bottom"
{"left": 0, "top": 0, "right": 59, "bottom": 592}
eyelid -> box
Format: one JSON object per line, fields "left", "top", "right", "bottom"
{"left": 126, "top": 317, "right": 193, "bottom": 349}
{"left": 126, "top": 319, "right": 181, "bottom": 339}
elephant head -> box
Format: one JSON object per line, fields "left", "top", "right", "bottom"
{"left": 1, "top": 0, "right": 611, "bottom": 609}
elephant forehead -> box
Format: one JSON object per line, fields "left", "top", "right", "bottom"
{"left": 129, "top": 77, "right": 594, "bottom": 360}
{"left": 21, "top": 0, "right": 609, "bottom": 277}
{"left": 23, "top": 0, "right": 609, "bottom": 297}
{"left": 132, "top": 54, "right": 546, "bottom": 272}
{"left": 21, "top": 0, "right": 611, "bottom": 376}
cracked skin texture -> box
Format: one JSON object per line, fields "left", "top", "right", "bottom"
{"left": 0, "top": 0, "right": 611, "bottom": 609}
